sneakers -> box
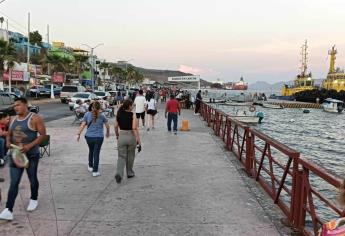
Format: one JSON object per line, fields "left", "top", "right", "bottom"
{"left": 147, "top": 128, "right": 150, "bottom": 131}
{"left": 0, "top": 208, "right": 13, "bottom": 220}
{"left": 115, "top": 174, "right": 122, "bottom": 183}
{"left": 174, "top": 131, "right": 177, "bottom": 135}
{"left": 87, "top": 166, "right": 93, "bottom": 172}
{"left": 92, "top": 172, "right": 101, "bottom": 177}
{"left": 127, "top": 170, "right": 135, "bottom": 178}
{"left": 27, "top": 199, "right": 38, "bottom": 212}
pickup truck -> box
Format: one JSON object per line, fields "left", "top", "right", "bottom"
{"left": 0, "top": 92, "right": 39, "bottom": 115}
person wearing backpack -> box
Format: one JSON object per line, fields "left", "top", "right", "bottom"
{"left": 77, "top": 101, "right": 110, "bottom": 177}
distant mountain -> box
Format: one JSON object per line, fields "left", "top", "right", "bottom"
{"left": 249, "top": 80, "right": 292, "bottom": 92}
{"left": 136, "top": 67, "right": 212, "bottom": 87}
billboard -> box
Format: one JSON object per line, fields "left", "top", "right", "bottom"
{"left": 53, "top": 72, "right": 65, "bottom": 83}
{"left": 3, "top": 70, "right": 24, "bottom": 81}
{"left": 168, "top": 75, "right": 200, "bottom": 82}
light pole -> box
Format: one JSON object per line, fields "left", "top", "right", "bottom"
{"left": 82, "top": 43, "right": 103, "bottom": 91}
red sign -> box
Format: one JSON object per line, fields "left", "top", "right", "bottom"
{"left": 53, "top": 72, "right": 65, "bottom": 83}
{"left": 3, "top": 70, "right": 24, "bottom": 81}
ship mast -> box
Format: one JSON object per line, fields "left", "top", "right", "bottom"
{"left": 328, "top": 45, "right": 337, "bottom": 74}
{"left": 300, "top": 40, "right": 308, "bottom": 77}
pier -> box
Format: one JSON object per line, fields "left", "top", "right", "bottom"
{"left": 0, "top": 106, "right": 281, "bottom": 236}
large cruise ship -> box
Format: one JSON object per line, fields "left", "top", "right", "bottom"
{"left": 225, "top": 77, "right": 248, "bottom": 90}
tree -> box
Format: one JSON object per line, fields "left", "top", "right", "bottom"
{"left": 29, "top": 31, "right": 42, "bottom": 45}
{"left": 0, "top": 17, "right": 4, "bottom": 29}
{"left": 0, "top": 39, "right": 17, "bottom": 80}
{"left": 126, "top": 66, "right": 144, "bottom": 85}
{"left": 73, "top": 54, "right": 89, "bottom": 79}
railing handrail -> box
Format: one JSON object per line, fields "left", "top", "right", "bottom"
{"left": 200, "top": 102, "right": 344, "bottom": 236}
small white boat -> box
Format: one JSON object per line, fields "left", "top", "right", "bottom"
{"left": 322, "top": 98, "right": 344, "bottom": 113}
{"left": 262, "top": 103, "right": 284, "bottom": 109}
{"left": 222, "top": 101, "right": 253, "bottom": 106}
{"left": 229, "top": 110, "right": 262, "bottom": 124}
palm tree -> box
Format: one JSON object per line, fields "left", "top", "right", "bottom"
{"left": 111, "top": 65, "right": 126, "bottom": 84}
{"left": 0, "top": 38, "right": 17, "bottom": 81}
{"left": 74, "top": 54, "right": 89, "bottom": 79}
{"left": 0, "top": 17, "right": 4, "bottom": 29}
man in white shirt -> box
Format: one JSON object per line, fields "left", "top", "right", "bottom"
{"left": 134, "top": 90, "right": 147, "bottom": 127}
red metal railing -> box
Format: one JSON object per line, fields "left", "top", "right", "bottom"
{"left": 200, "top": 102, "right": 344, "bottom": 236}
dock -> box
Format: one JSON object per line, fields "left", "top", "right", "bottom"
{"left": 0, "top": 106, "right": 282, "bottom": 236}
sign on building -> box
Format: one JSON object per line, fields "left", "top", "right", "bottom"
{"left": 53, "top": 72, "right": 65, "bottom": 83}
{"left": 3, "top": 70, "right": 24, "bottom": 81}
{"left": 168, "top": 75, "right": 200, "bottom": 82}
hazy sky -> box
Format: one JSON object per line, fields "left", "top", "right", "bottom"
{"left": 2, "top": 0, "right": 345, "bottom": 83}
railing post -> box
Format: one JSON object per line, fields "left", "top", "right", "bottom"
{"left": 291, "top": 155, "right": 307, "bottom": 231}
{"left": 245, "top": 128, "right": 254, "bottom": 176}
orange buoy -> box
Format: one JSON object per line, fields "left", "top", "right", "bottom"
{"left": 180, "top": 119, "right": 190, "bottom": 131}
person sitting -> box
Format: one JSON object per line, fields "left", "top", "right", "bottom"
{"left": 74, "top": 100, "right": 86, "bottom": 119}
{"left": 101, "top": 97, "right": 113, "bottom": 117}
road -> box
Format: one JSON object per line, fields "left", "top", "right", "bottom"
{"left": 37, "top": 101, "right": 74, "bottom": 122}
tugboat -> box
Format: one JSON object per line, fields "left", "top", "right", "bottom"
{"left": 322, "top": 45, "right": 345, "bottom": 92}
{"left": 281, "top": 40, "right": 317, "bottom": 96}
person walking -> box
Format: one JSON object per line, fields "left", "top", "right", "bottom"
{"left": 134, "top": 89, "right": 146, "bottom": 128}
{"left": 0, "top": 97, "right": 46, "bottom": 221}
{"left": 77, "top": 101, "right": 110, "bottom": 177}
{"left": 146, "top": 93, "right": 157, "bottom": 131}
{"left": 194, "top": 90, "right": 202, "bottom": 115}
{"left": 165, "top": 94, "right": 181, "bottom": 135}
{"left": 114, "top": 99, "right": 141, "bottom": 183}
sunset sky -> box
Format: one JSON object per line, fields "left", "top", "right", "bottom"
{"left": 2, "top": 0, "right": 345, "bottom": 83}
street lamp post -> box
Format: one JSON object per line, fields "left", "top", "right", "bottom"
{"left": 82, "top": 43, "right": 103, "bottom": 91}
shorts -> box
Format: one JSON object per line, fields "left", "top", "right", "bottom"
{"left": 147, "top": 109, "right": 157, "bottom": 116}
{"left": 136, "top": 112, "right": 145, "bottom": 119}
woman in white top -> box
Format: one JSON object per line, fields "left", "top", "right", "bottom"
{"left": 146, "top": 92, "right": 157, "bottom": 131}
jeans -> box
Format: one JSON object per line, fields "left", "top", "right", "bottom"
{"left": 85, "top": 136, "right": 104, "bottom": 172}
{"left": 0, "top": 137, "right": 6, "bottom": 159}
{"left": 6, "top": 154, "right": 40, "bottom": 212}
{"left": 167, "top": 113, "right": 178, "bottom": 132}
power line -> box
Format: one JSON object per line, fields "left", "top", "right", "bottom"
{"left": 0, "top": 10, "right": 27, "bottom": 31}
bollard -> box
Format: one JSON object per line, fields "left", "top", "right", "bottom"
{"left": 180, "top": 119, "right": 190, "bottom": 131}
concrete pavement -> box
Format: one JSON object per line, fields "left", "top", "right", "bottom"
{"left": 0, "top": 107, "right": 282, "bottom": 236}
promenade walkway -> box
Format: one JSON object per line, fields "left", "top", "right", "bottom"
{"left": 0, "top": 106, "right": 281, "bottom": 236}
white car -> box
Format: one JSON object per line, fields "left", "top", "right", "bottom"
{"left": 94, "top": 91, "right": 111, "bottom": 100}
{"left": 68, "top": 92, "right": 98, "bottom": 111}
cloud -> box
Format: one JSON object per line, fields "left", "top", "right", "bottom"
{"left": 178, "top": 65, "right": 217, "bottom": 76}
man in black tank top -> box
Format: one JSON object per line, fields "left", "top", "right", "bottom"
{"left": 0, "top": 98, "right": 46, "bottom": 221}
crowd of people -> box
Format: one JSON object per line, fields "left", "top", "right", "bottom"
{"left": 0, "top": 87, "right": 203, "bottom": 221}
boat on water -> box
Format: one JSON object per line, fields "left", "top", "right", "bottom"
{"left": 322, "top": 45, "right": 345, "bottom": 92}
{"left": 281, "top": 40, "right": 317, "bottom": 97}
{"left": 226, "top": 109, "right": 264, "bottom": 124}
{"left": 262, "top": 103, "right": 284, "bottom": 109}
{"left": 321, "top": 98, "right": 344, "bottom": 113}
{"left": 223, "top": 101, "right": 253, "bottom": 106}
{"left": 224, "top": 77, "right": 248, "bottom": 90}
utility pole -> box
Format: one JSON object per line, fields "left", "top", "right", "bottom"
{"left": 82, "top": 43, "right": 103, "bottom": 91}
{"left": 27, "top": 12, "right": 33, "bottom": 98}
{"left": 47, "top": 24, "right": 54, "bottom": 99}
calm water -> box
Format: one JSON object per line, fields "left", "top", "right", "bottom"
{"left": 215, "top": 104, "right": 345, "bottom": 177}
{"left": 205, "top": 89, "right": 345, "bottom": 223}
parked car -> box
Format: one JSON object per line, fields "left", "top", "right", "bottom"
{"left": 68, "top": 92, "right": 98, "bottom": 111}
{"left": 60, "top": 85, "right": 86, "bottom": 103}
{"left": 29, "top": 85, "right": 51, "bottom": 97}
{"left": 44, "top": 84, "right": 62, "bottom": 96}
{"left": 3, "top": 87, "right": 23, "bottom": 97}
{"left": 94, "top": 91, "right": 111, "bottom": 101}
{"left": 0, "top": 92, "right": 39, "bottom": 115}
